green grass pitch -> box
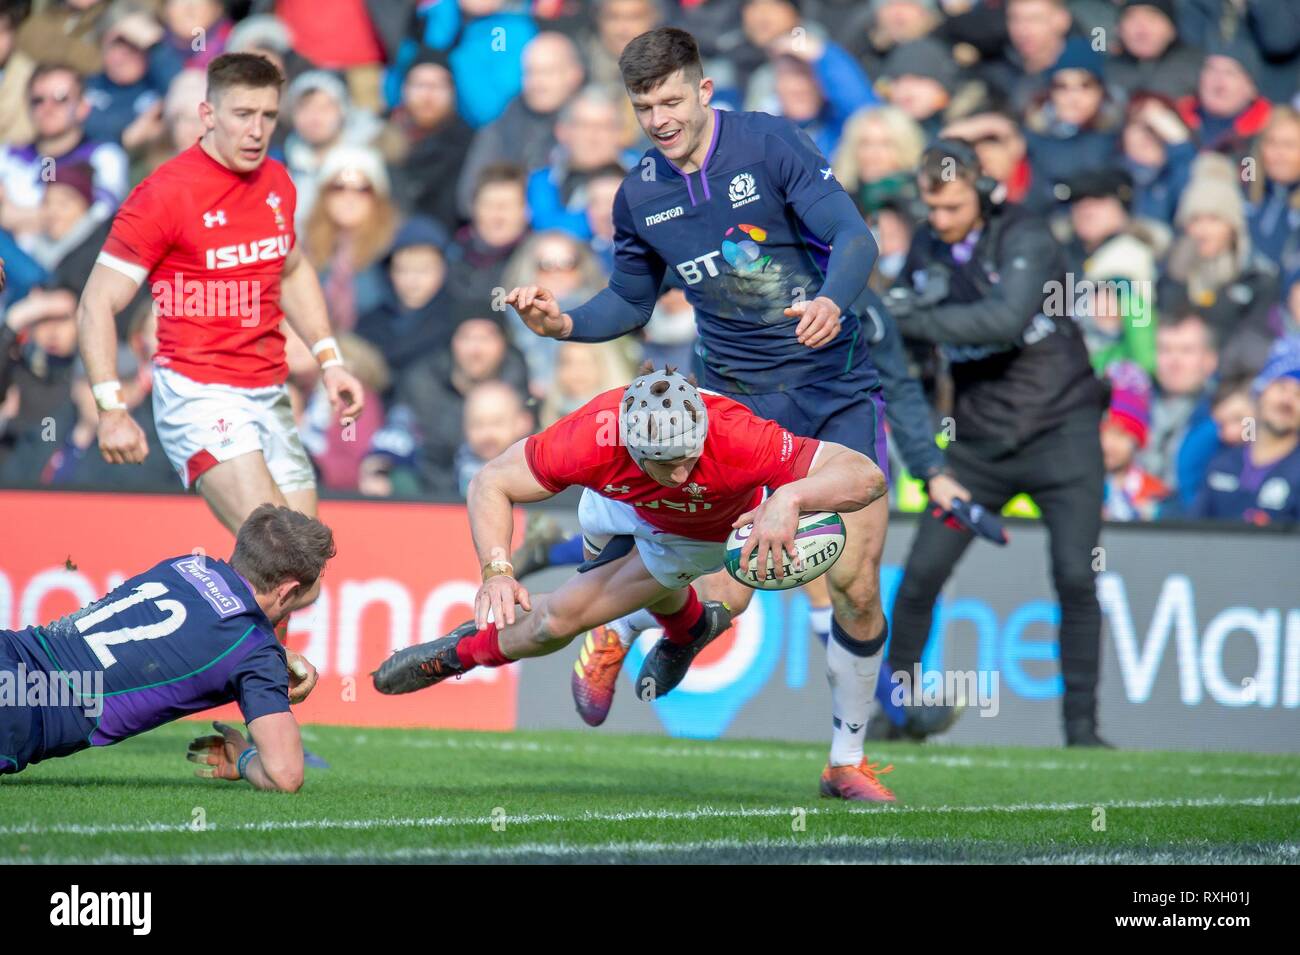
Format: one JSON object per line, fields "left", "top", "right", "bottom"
{"left": 2, "top": 725, "right": 1298, "bottom": 864}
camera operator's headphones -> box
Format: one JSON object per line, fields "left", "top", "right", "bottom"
{"left": 922, "top": 138, "right": 1004, "bottom": 212}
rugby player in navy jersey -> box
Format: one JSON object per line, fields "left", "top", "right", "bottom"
{"left": 0, "top": 505, "right": 333, "bottom": 792}
{"left": 506, "top": 27, "right": 896, "bottom": 800}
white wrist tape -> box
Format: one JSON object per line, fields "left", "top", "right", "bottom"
{"left": 312, "top": 336, "right": 344, "bottom": 369}
{"left": 91, "top": 380, "right": 127, "bottom": 412}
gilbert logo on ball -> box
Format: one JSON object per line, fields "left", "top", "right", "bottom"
{"left": 724, "top": 512, "right": 846, "bottom": 591}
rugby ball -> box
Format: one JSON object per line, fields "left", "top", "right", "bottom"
{"left": 724, "top": 511, "right": 846, "bottom": 591}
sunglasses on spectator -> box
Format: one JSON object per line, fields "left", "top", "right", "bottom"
{"left": 326, "top": 180, "right": 373, "bottom": 194}
{"left": 536, "top": 255, "right": 579, "bottom": 272}
{"left": 30, "top": 91, "right": 74, "bottom": 107}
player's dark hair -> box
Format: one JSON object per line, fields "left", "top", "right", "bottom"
{"left": 618, "top": 27, "right": 703, "bottom": 94}
{"left": 231, "top": 505, "right": 336, "bottom": 593}
{"left": 206, "top": 52, "right": 285, "bottom": 103}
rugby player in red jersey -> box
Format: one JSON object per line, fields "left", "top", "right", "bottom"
{"left": 74, "top": 53, "right": 363, "bottom": 699}
{"left": 372, "top": 368, "right": 898, "bottom": 801}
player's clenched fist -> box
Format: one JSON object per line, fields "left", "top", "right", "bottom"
{"left": 505, "top": 285, "right": 572, "bottom": 339}
{"left": 286, "top": 649, "right": 318, "bottom": 704}
{"left": 97, "top": 409, "right": 149, "bottom": 464}
{"left": 785, "top": 295, "right": 842, "bottom": 349}
{"left": 475, "top": 573, "right": 531, "bottom": 630}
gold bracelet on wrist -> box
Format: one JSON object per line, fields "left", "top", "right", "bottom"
{"left": 482, "top": 559, "right": 514, "bottom": 582}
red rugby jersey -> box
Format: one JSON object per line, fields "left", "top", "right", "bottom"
{"left": 97, "top": 143, "right": 298, "bottom": 388}
{"left": 525, "top": 389, "right": 820, "bottom": 542}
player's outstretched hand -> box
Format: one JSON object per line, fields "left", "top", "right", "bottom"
{"left": 322, "top": 364, "right": 365, "bottom": 422}
{"left": 286, "top": 649, "right": 318, "bottom": 704}
{"left": 97, "top": 409, "right": 149, "bottom": 464}
{"left": 733, "top": 488, "right": 802, "bottom": 582}
{"left": 187, "top": 721, "right": 249, "bottom": 782}
{"left": 785, "top": 296, "right": 841, "bottom": 349}
{"left": 505, "top": 285, "right": 571, "bottom": 339}
{"left": 475, "top": 574, "right": 531, "bottom": 630}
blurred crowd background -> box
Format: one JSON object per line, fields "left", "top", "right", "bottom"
{"left": 0, "top": 0, "right": 1297, "bottom": 527}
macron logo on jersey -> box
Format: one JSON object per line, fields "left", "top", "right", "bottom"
{"left": 645, "top": 206, "right": 684, "bottom": 227}
{"left": 170, "top": 557, "right": 246, "bottom": 618}
{"left": 204, "top": 235, "right": 291, "bottom": 271}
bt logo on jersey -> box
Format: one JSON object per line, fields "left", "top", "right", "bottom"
{"left": 204, "top": 234, "right": 291, "bottom": 270}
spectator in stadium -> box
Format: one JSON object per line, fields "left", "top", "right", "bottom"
{"left": 224, "top": 13, "right": 293, "bottom": 78}
{"left": 768, "top": 44, "right": 876, "bottom": 158}
{"left": 584, "top": 0, "right": 663, "bottom": 99}
{"left": 867, "top": 196, "right": 916, "bottom": 291}
{"left": 40, "top": 302, "right": 172, "bottom": 490}
{"left": 1142, "top": 311, "right": 1220, "bottom": 504}
{"left": 446, "top": 163, "right": 531, "bottom": 318}
{"left": 845, "top": 0, "right": 944, "bottom": 81}
{"left": 1100, "top": 361, "right": 1169, "bottom": 521}
{"left": 885, "top": 141, "right": 1111, "bottom": 746}
{"left": 1176, "top": 0, "right": 1300, "bottom": 106}
{"left": 640, "top": 286, "right": 697, "bottom": 371}
{"left": 455, "top": 31, "right": 585, "bottom": 219}
{"left": 389, "top": 0, "right": 538, "bottom": 129}
{"left": 940, "top": 110, "right": 1042, "bottom": 210}
{"left": 985, "top": 0, "right": 1072, "bottom": 112}
{"left": 583, "top": 165, "right": 624, "bottom": 272}
{"left": 0, "top": 285, "right": 78, "bottom": 484}
{"left": 1159, "top": 152, "right": 1280, "bottom": 372}
{"left": 1060, "top": 167, "right": 1163, "bottom": 374}
{"left": 1208, "top": 373, "right": 1256, "bottom": 450}
{"left": 502, "top": 230, "right": 606, "bottom": 388}
{"left": 83, "top": 4, "right": 179, "bottom": 152}
{"left": 1023, "top": 38, "right": 1123, "bottom": 207}
{"left": 1106, "top": 0, "right": 1201, "bottom": 100}
{"left": 1186, "top": 336, "right": 1300, "bottom": 525}
{"left": 159, "top": 0, "right": 231, "bottom": 70}
{"left": 0, "top": 2, "right": 36, "bottom": 146}
{"left": 378, "top": 49, "right": 473, "bottom": 233}
{"left": 1177, "top": 37, "right": 1271, "bottom": 163}
{"left": 136, "top": 66, "right": 204, "bottom": 175}
{"left": 303, "top": 144, "right": 399, "bottom": 333}
{"left": 354, "top": 216, "right": 458, "bottom": 378}
{"left": 26, "top": 162, "right": 102, "bottom": 274}
{"left": 283, "top": 70, "right": 381, "bottom": 230}
{"left": 454, "top": 379, "right": 534, "bottom": 496}
{"left": 527, "top": 86, "right": 630, "bottom": 239}
{"left": 538, "top": 339, "right": 639, "bottom": 427}
{"left": 0, "top": 64, "right": 127, "bottom": 242}
{"left": 298, "top": 332, "right": 389, "bottom": 492}
{"left": 387, "top": 313, "right": 530, "bottom": 498}
{"left": 832, "top": 105, "right": 925, "bottom": 222}
{"left": 876, "top": 37, "right": 962, "bottom": 141}
{"left": 1121, "top": 94, "right": 1196, "bottom": 225}
{"left": 1245, "top": 106, "right": 1300, "bottom": 276}
{"left": 0, "top": 225, "right": 45, "bottom": 306}
{"left": 16, "top": 0, "right": 107, "bottom": 75}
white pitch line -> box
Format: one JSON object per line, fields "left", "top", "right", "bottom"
{"left": 2, "top": 835, "right": 1296, "bottom": 866}
{"left": 2, "top": 794, "right": 1297, "bottom": 838}
{"left": 360, "top": 734, "right": 1299, "bottom": 779}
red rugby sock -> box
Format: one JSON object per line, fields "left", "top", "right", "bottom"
{"left": 652, "top": 589, "right": 706, "bottom": 646}
{"left": 455, "top": 624, "right": 513, "bottom": 669}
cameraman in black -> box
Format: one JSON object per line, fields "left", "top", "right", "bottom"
{"left": 882, "top": 140, "right": 1111, "bottom": 748}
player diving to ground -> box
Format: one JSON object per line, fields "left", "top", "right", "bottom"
{"left": 506, "top": 27, "right": 903, "bottom": 798}
{"left": 372, "top": 368, "right": 895, "bottom": 801}
{"left": 0, "top": 505, "right": 333, "bottom": 792}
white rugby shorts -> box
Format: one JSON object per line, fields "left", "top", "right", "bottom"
{"left": 577, "top": 488, "right": 725, "bottom": 589}
{"left": 152, "top": 364, "right": 315, "bottom": 493}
